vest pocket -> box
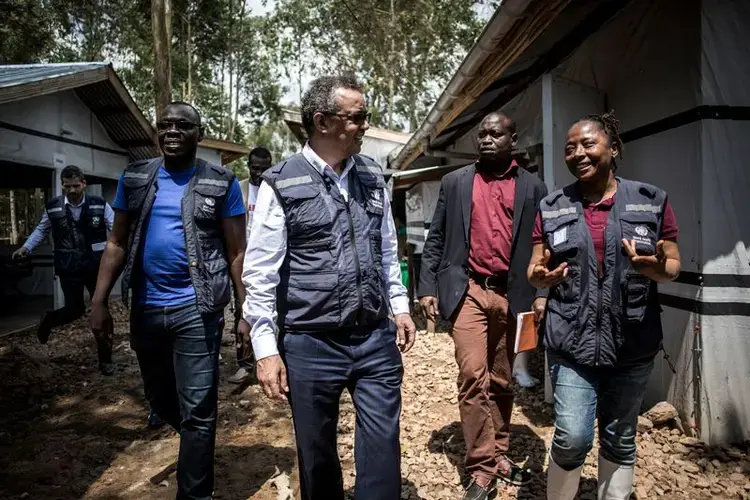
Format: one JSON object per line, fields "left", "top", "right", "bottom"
{"left": 204, "top": 258, "right": 231, "bottom": 308}
{"left": 620, "top": 212, "right": 658, "bottom": 255}
{"left": 282, "top": 185, "right": 333, "bottom": 233}
{"left": 370, "top": 230, "right": 383, "bottom": 261}
{"left": 360, "top": 266, "right": 386, "bottom": 322}
{"left": 544, "top": 298, "right": 580, "bottom": 352}
{"left": 123, "top": 178, "right": 149, "bottom": 212}
{"left": 285, "top": 273, "right": 341, "bottom": 327}
{"left": 623, "top": 272, "right": 650, "bottom": 322}
{"left": 194, "top": 185, "right": 226, "bottom": 220}
{"left": 544, "top": 213, "right": 579, "bottom": 263}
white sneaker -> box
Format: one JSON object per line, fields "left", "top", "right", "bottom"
{"left": 228, "top": 367, "right": 251, "bottom": 384}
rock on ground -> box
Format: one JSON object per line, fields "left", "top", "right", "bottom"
{"left": 644, "top": 401, "right": 679, "bottom": 427}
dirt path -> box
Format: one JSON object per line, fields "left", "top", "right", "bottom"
{"left": 0, "top": 308, "right": 748, "bottom": 499}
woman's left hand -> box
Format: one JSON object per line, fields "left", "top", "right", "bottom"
{"left": 622, "top": 239, "right": 666, "bottom": 269}
{"left": 622, "top": 239, "right": 681, "bottom": 282}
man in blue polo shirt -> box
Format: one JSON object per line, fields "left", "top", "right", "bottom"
{"left": 90, "top": 101, "right": 248, "bottom": 499}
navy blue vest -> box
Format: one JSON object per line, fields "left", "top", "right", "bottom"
{"left": 540, "top": 177, "right": 667, "bottom": 367}
{"left": 119, "top": 158, "right": 235, "bottom": 313}
{"left": 263, "top": 153, "right": 390, "bottom": 332}
{"left": 46, "top": 194, "right": 107, "bottom": 277}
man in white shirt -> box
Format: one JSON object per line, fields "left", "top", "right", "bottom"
{"left": 229, "top": 146, "right": 273, "bottom": 384}
{"left": 12, "top": 165, "right": 115, "bottom": 374}
{"left": 242, "top": 75, "right": 416, "bottom": 500}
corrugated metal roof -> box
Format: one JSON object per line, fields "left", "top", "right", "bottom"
{"left": 0, "top": 62, "right": 109, "bottom": 89}
{"left": 0, "top": 63, "right": 158, "bottom": 160}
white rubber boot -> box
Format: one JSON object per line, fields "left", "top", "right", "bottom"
{"left": 547, "top": 455, "right": 583, "bottom": 500}
{"left": 513, "top": 351, "right": 540, "bottom": 388}
{"left": 597, "top": 455, "right": 634, "bottom": 500}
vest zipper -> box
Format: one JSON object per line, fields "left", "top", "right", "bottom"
{"left": 344, "top": 200, "right": 363, "bottom": 321}
{"left": 595, "top": 275, "right": 603, "bottom": 367}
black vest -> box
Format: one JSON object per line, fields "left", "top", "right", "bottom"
{"left": 540, "top": 178, "right": 667, "bottom": 367}
{"left": 46, "top": 194, "right": 107, "bottom": 277}
{"left": 120, "top": 158, "right": 235, "bottom": 314}
{"left": 263, "top": 153, "right": 389, "bottom": 332}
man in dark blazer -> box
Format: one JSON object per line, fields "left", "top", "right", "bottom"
{"left": 418, "top": 112, "right": 547, "bottom": 500}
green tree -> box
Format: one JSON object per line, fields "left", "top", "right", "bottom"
{"left": 0, "top": 0, "right": 63, "bottom": 64}
{"left": 274, "top": 0, "right": 488, "bottom": 131}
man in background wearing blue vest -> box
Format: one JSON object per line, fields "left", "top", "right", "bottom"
{"left": 12, "top": 165, "right": 115, "bottom": 375}
{"left": 89, "top": 101, "right": 248, "bottom": 500}
{"left": 243, "top": 75, "right": 417, "bottom": 500}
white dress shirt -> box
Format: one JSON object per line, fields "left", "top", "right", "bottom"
{"left": 242, "top": 143, "right": 409, "bottom": 360}
{"left": 22, "top": 195, "right": 115, "bottom": 252}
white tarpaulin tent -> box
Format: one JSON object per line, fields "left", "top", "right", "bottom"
{"left": 393, "top": 0, "right": 750, "bottom": 444}
{"left": 405, "top": 181, "right": 441, "bottom": 254}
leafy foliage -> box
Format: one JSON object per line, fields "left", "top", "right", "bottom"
{"left": 1, "top": 0, "right": 494, "bottom": 153}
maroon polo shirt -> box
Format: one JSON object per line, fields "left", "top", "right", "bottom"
{"left": 468, "top": 161, "right": 518, "bottom": 276}
{"left": 532, "top": 195, "right": 679, "bottom": 270}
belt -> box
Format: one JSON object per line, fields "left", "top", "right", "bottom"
{"left": 469, "top": 270, "right": 508, "bottom": 290}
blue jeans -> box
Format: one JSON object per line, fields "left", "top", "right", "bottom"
{"left": 548, "top": 351, "right": 654, "bottom": 470}
{"left": 282, "top": 320, "right": 403, "bottom": 500}
{"left": 130, "top": 301, "right": 223, "bottom": 500}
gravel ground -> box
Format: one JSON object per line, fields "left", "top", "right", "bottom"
{"left": 0, "top": 309, "right": 748, "bottom": 499}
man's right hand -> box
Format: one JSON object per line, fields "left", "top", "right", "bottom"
{"left": 12, "top": 247, "right": 29, "bottom": 260}
{"left": 419, "top": 296, "right": 439, "bottom": 320}
{"left": 256, "top": 355, "right": 289, "bottom": 402}
{"left": 89, "top": 301, "right": 112, "bottom": 335}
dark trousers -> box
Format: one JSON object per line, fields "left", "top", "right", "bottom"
{"left": 282, "top": 321, "right": 403, "bottom": 500}
{"left": 45, "top": 271, "right": 112, "bottom": 363}
{"left": 130, "top": 301, "right": 223, "bottom": 500}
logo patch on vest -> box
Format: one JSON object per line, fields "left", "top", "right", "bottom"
{"left": 92, "top": 215, "right": 101, "bottom": 226}
{"left": 202, "top": 197, "right": 216, "bottom": 215}
{"left": 369, "top": 189, "right": 384, "bottom": 210}
{"left": 635, "top": 225, "right": 648, "bottom": 237}
{"left": 553, "top": 227, "right": 567, "bottom": 246}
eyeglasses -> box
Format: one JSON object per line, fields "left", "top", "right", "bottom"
{"left": 156, "top": 120, "right": 200, "bottom": 132}
{"left": 325, "top": 111, "right": 371, "bottom": 126}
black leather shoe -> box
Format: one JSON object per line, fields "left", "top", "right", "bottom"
{"left": 462, "top": 479, "right": 495, "bottom": 500}
{"left": 36, "top": 313, "right": 51, "bottom": 345}
{"left": 147, "top": 410, "right": 167, "bottom": 429}
{"left": 99, "top": 362, "right": 115, "bottom": 376}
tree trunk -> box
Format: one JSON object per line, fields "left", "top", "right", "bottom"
{"left": 151, "top": 0, "right": 172, "bottom": 118}
{"left": 229, "top": 1, "right": 247, "bottom": 141}
{"left": 187, "top": 14, "right": 192, "bottom": 102}
{"left": 406, "top": 41, "right": 418, "bottom": 132}
{"left": 387, "top": 0, "right": 396, "bottom": 130}
{"left": 297, "top": 37, "right": 303, "bottom": 104}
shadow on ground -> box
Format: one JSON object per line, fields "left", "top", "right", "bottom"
{"left": 213, "top": 444, "right": 296, "bottom": 499}
{"left": 428, "top": 421, "right": 548, "bottom": 498}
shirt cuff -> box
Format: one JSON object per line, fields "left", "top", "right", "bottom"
{"left": 390, "top": 295, "right": 410, "bottom": 316}
{"left": 251, "top": 333, "right": 279, "bottom": 360}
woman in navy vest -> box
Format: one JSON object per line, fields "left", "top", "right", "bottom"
{"left": 527, "top": 111, "right": 681, "bottom": 500}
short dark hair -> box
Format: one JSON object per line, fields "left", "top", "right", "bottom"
{"left": 163, "top": 101, "right": 202, "bottom": 125}
{"left": 60, "top": 165, "right": 84, "bottom": 182}
{"left": 481, "top": 112, "right": 517, "bottom": 135}
{"left": 301, "top": 75, "right": 364, "bottom": 136}
{"left": 248, "top": 146, "right": 272, "bottom": 161}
